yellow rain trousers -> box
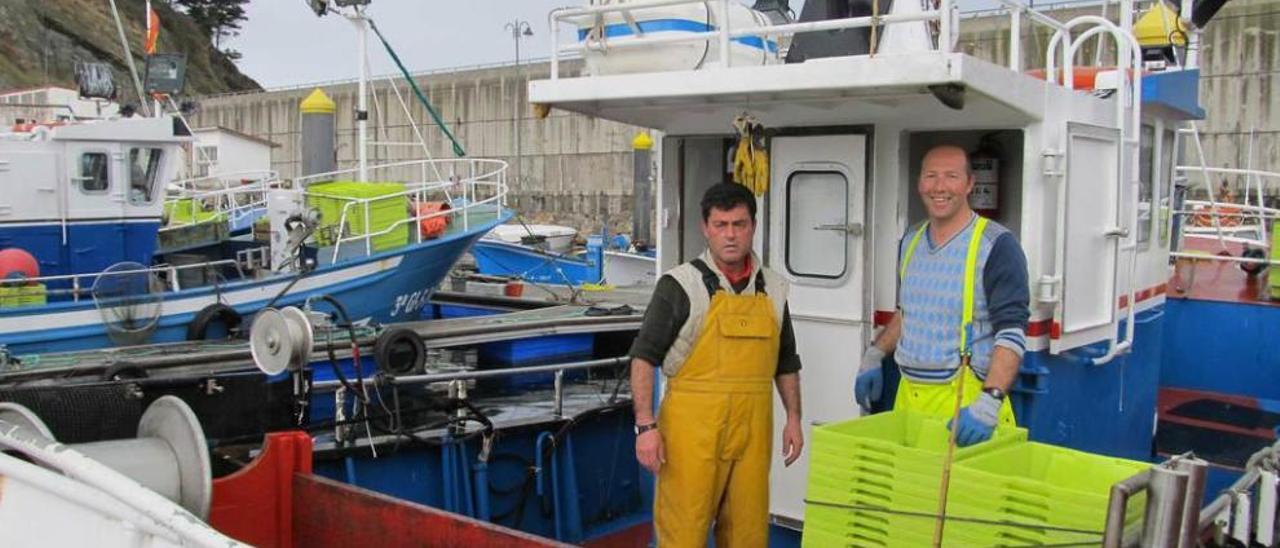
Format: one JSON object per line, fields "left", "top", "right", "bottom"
{"left": 656, "top": 285, "right": 779, "bottom": 547}
{"left": 894, "top": 366, "right": 1017, "bottom": 426}
{"left": 894, "top": 217, "right": 1016, "bottom": 425}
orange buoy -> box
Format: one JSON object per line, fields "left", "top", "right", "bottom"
{"left": 0, "top": 248, "right": 40, "bottom": 281}
{"left": 414, "top": 201, "right": 452, "bottom": 239}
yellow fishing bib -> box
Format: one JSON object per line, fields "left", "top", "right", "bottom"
{"left": 893, "top": 218, "right": 1016, "bottom": 426}
{"left": 656, "top": 261, "right": 779, "bottom": 548}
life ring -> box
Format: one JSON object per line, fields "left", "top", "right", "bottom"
{"left": 186, "top": 303, "right": 242, "bottom": 340}
{"left": 374, "top": 327, "right": 425, "bottom": 375}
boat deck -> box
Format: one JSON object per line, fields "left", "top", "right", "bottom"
{"left": 0, "top": 298, "right": 647, "bottom": 384}
{"left": 1169, "top": 238, "right": 1278, "bottom": 307}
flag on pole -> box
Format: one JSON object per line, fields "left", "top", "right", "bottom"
{"left": 144, "top": 0, "right": 160, "bottom": 55}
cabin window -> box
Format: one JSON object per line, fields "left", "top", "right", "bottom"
{"left": 128, "top": 147, "right": 163, "bottom": 205}
{"left": 1137, "top": 124, "right": 1155, "bottom": 246}
{"left": 785, "top": 170, "right": 848, "bottom": 279}
{"left": 1158, "top": 129, "right": 1176, "bottom": 246}
{"left": 79, "top": 152, "right": 109, "bottom": 193}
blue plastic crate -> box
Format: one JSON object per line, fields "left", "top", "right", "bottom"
{"left": 479, "top": 333, "right": 594, "bottom": 366}
{"left": 478, "top": 334, "right": 594, "bottom": 391}
{"left": 428, "top": 304, "right": 503, "bottom": 320}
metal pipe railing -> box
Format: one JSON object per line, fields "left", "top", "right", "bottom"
{"left": 311, "top": 358, "right": 629, "bottom": 391}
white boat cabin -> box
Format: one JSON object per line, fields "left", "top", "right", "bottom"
{"left": 0, "top": 116, "right": 187, "bottom": 280}
{"left": 531, "top": 0, "right": 1204, "bottom": 527}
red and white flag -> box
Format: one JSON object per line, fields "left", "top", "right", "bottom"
{"left": 144, "top": 0, "right": 160, "bottom": 54}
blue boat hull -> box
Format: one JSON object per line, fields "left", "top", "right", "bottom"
{"left": 471, "top": 239, "right": 603, "bottom": 285}
{"left": 0, "top": 212, "right": 509, "bottom": 356}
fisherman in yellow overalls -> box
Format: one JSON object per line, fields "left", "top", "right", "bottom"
{"left": 629, "top": 182, "right": 804, "bottom": 547}
{"left": 854, "top": 145, "right": 1030, "bottom": 444}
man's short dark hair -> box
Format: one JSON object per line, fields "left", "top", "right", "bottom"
{"left": 700, "top": 182, "right": 757, "bottom": 222}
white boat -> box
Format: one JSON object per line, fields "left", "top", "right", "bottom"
{"left": 483, "top": 223, "right": 578, "bottom": 254}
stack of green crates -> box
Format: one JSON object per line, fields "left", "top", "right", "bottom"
{"left": 0, "top": 283, "right": 47, "bottom": 308}
{"left": 946, "top": 442, "right": 1149, "bottom": 546}
{"left": 803, "top": 411, "right": 1026, "bottom": 547}
{"left": 307, "top": 181, "right": 410, "bottom": 253}
{"left": 802, "top": 410, "right": 1149, "bottom": 547}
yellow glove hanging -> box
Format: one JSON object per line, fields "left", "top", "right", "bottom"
{"left": 731, "top": 115, "right": 769, "bottom": 197}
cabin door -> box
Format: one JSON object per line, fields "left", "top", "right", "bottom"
{"left": 65, "top": 143, "right": 128, "bottom": 277}
{"left": 766, "top": 133, "right": 868, "bottom": 524}
{"left": 1050, "top": 122, "right": 1124, "bottom": 354}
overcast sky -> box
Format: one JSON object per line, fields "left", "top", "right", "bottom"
{"left": 227, "top": 0, "right": 614, "bottom": 88}
{"left": 226, "top": 0, "right": 824, "bottom": 88}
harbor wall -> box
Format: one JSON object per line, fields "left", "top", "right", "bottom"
{"left": 192, "top": 0, "right": 1280, "bottom": 233}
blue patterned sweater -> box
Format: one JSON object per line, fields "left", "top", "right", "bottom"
{"left": 896, "top": 214, "right": 1030, "bottom": 382}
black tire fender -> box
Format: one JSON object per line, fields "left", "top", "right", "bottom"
{"left": 374, "top": 327, "right": 425, "bottom": 375}
{"left": 187, "top": 303, "right": 242, "bottom": 341}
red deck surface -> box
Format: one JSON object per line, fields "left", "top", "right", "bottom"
{"left": 1169, "top": 238, "right": 1277, "bottom": 306}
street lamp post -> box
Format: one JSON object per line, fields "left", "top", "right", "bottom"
{"left": 505, "top": 20, "right": 533, "bottom": 191}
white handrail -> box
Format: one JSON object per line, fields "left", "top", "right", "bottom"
{"left": 294, "top": 158, "right": 508, "bottom": 263}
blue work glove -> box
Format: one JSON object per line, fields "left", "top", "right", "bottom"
{"left": 950, "top": 392, "right": 1002, "bottom": 447}
{"left": 854, "top": 346, "right": 886, "bottom": 411}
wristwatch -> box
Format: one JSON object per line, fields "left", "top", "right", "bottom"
{"left": 634, "top": 422, "right": 658, "bottom": 435}
{"left": 983, "top": 387, "right": 1007, "bottom": 401}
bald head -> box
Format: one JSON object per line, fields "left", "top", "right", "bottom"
{"left": 922, "top": 145, "right": 972, "bottom": 179}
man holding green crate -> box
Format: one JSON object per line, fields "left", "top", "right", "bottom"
{"left": 854, "top": 145, "right": 1030, "bottom": 446}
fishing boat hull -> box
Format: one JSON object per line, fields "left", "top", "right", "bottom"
{"left": 471, "top": 239, "right": 602, "bottom": 286}
{"left": 0, "top": 212, "right": 508, "bottom": 356}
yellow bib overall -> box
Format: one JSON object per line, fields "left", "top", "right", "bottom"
{"left": 656, "top": 264, "right": 780, "bottom": 548}
{"left": 893, "top": 218, "right": 1016, "bottom": 426}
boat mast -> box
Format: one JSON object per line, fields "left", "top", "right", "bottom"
{"left": 350, "top": 9, "right": 370, "bottom": 183}
{"left": 107, "top": 0, "right": 151, "bottom": 117}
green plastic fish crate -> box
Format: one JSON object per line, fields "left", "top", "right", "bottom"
{"left": 307, "top": 181, "right": 410, "bottom": 252}
{"left": 164, "top": 199, "right": 226, "bottom": 226}
{"left": 810, "top": 410, "right": 1026, "bottom": 473}
{"left": 947, "top": 442, "right": 1149, "bottom": 545}
{"left": 1269, "top": 222, "right": 1279, "bottom": 299}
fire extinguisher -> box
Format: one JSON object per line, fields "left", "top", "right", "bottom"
{"left": 970, "top": 136, "right": 1001, "bottom": 219}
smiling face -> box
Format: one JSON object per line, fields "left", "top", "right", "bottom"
{"left": 702, "top": 203, "right": 755, "bottom": 268}
{"left": 918, "top": 146, "right": 975, "bottom": 225}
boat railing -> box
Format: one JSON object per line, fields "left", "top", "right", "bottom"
{"left": 546, "top": 0, "right": 1081, "bottom": 79}
{"left": 311, "top": 356, "right": 628, "bottom": 419}
{"left": 1168, "top": 125, "right": 1280, "bottom": 268}
{"left": 162, "top": 170, "right": 284, "bottom": 232}
{"left": 293, "top": 158, "right": 508, "bottom": 263}
{"left": 2, "top": 259, "right": 253, "bottom": 304}
{"left": 1195, "top": 441, "right": 1280, "bottom": 545}
{"left": 549, "top": 0, "right": 942, "bottom": 78}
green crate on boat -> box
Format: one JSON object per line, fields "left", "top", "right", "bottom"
{"left": 164, "top": 198, "right": 226, "bottom": 226}
{"left": 947, "top": 441, "right": 1149, "bottom": 544}
{"left": 0, "top": 283, "right": 46, "bottom": 308}
{"left": 307, "top": 181, "right": 410, "bottom": 252}
{"left": 810, "top": 410, "right": 1026, "bottom": 469}
{"left": 1270, "top": 222, "right": 1279, "bottom": 299}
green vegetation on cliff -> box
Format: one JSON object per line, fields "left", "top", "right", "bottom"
{"left": 0, "top": 0, "right": 259, "bottom": 100}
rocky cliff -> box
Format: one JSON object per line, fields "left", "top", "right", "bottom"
{"left": 0, "top": 0, "right": 259, "bottom": 99}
